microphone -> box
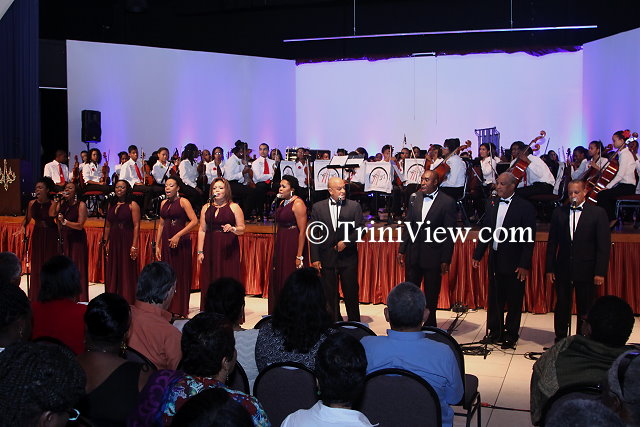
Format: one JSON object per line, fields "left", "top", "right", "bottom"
{"left": 409, "top": 193, "right": 416, "bottom": 207}
{"left": 105, "top": 191, "right": 116, "bottom": 199}
{"left": 571, "top": 197, "right": 577, "bottom": 208}
{"left": 491, "top": 190, "right": 497, "bottom": 207}
{"left": 30, "top": 192, "right": 36, "bottom": 198}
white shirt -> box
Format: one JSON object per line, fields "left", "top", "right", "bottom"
{"left": 120, "top": 158, "right": 144, "bottom": 187}
{"left": 223, "top": 154, "right": 246, "bottom": 184}
{"left": 635, "top": 160, "right": 640, "bottom": 194}
{"left": 81, "top": 162, "right": 102, "bottom": 183}
{"left": 281, "top": 401, "right": 375, "bottom": 427}
{"left": 43, "top": 160, "right": 69, "bottom": 185}
{"left": 178, "top": 159, "right": 198, "bottom": 188}
{"left": 421, "top": 191, "right": 438, "bottom": 221}
{"left": 295, "top": 161, "right": 309, "bottom": 188}
{"left": 114, "top": 163, "right": 123, "bottom": 179}
{"left": 251, "top": 156, "right": 276, "bottom": 183}
{"left": 569, "top": 201, "right": 585, "bottom": 240}
{"left": 152, "top": 161, "right": 171, "bottom": 185}
{"left": 493, "top": 193, "right": 514, "bottom": 251}
{"left": 205, "top": 160, "right": 225, "bottom": 184}
{"left": 480, "top": 157, "right": 499, "bottom": 185}
{"left": 510, "top": 155, "right": 555, "bottom": 187}
{"left": 329, "top": 198, "right": 342, "bottom": 231}
{"left": 438, "top": 155, "right": 466, "bottom": 188}
{"left": 571, "top": 159, "right": 588, "bottom": 180}
{"left": 606, "top": 147, "right": 637, "bottom": 189}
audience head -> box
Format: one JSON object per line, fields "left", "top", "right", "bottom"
{"left": 84, "top": 293, "right": 131, "bottom": 352}
{"left": 0, "top": 342, "right": 86, "bottom": 427}
{"left": 171, "top": 388, "right": 253, "bottom": 427}
{"left": 273, "top": 268, "right": 331, "bottom": 353}
{"left": 38, "top": 255, "right": 81, "bottom": 303}
{"left": 181, "top": 312, "right": 236, "bottom": 380}
{"left": 0, "top": 284, "right": 31, "bottom": 348}
{"left": 316, "top": 332, "right": 368, "bottom": 408}
{"left": 136, "top": 262, "right": 177, "bottom": 310}
{"left": 603, "top": 351, "right": 640, "bottom": 426}
{"left": 584, "top": 296, "right": 634, "bottom": 347}
{"left": 204, "top": 278, "right": 246, "bottom": 326}
{"left": 496, "top": 172, "right": 517, "bottom": 199}
{"left": 385, "top": 282, "right": 427, "bottom": 331}
{"left": 0, "top": 251, "right": 22, "bottom": 286}
{"left": 546, "top": 398, "right": 624, "bottom": 427}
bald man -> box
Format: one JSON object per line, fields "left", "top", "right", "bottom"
{"left": 472, "top": 172, "right": 536, "bottom": 349}
{"left": 309, "top": 177, "right": 365, "bottom": 321}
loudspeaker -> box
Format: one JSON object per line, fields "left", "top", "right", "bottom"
{"left": 81, "top": 110, "right": 101, "bottom": 142}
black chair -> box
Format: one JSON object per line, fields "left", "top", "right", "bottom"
{"left": 422, "top": 326, "right": 481, "bottom": 427}
{"left": 357, "top": 368, "right": 442, "bottom": 427}
{"left": 253, "top": 315, "right": 272, "bottom": 329}
{"left": 122, "top": 346, "right": 158, "bottom": 371}
{"left": 253, "top": 362, "right": 318, "bottom": 426}
{"left": 227, "top": 361, "right": 250, "bottom": 395}
{"left": 334, "top": 321, "right": 376, "bottom": 340}
{"left": 541, "top": 384, "right": 601, "bottom": 426}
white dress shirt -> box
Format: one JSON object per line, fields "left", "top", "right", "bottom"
{"left": 571, "top": 158, "right": 588, "bottom": 180}
{"left": 294, "top": 161, "right": 309, "bottom": 188}
{"left": 120, "top": 158, "right": 144, "bottom": 187}
{"left": 281, "top": 401, "right": 375, "bottom": 427}
{"left": 510, "top": 155, "right": 555, "bottom": 187}
{"left": 493, "top": 193, "right": 514, "bottom": 250}
{"left": 178, "top": 159, "right": 198, "bottom": 188}
{"left": 329, "top": 198, "right": 342, "bottom": 231}
{"left": 481, "top": 156, "right": 498, "bottom": 185}
{"left": 114, "top": 163, "right": 123, "bottom": 180}
{"left": 438, "top": 154, "right": 466, "bottom": 188}
{"left": 81, "top": 162, "right": 102, "bottom": 183}
{"left": 251, "top": 156, "right": 276, "bottom": 183}
{"left": 569, "top": 201, "right": 584, "bottom": 240}
{"left": 421, "top": 191, "right": 438, "bottom": 221}
{"left": 152, "top": 161, "right": 171, "bottom": 185}
{"left": 43, "top": 160, "right": 70, "bottom": 185}
{"left": 606, "top": 147, "right": 637, "bottom": 189}
{"left": 205, "top": 160, "right": 225, "bottom": 184}
{"left": 223, "top": 154, "right": 246, "bottom": 184}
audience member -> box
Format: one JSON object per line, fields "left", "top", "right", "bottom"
{"left": 602, "top": 350, "right": 640, "bottom": 426}
{"left": 31, "top": 255, "right": 86, "bottom": 354}
{"left": 205, "top": 277, "right": 260, "bottom": 391}
{"left": 0, "top": 251, "right": 21, "bottom": 286}
{"left": 77, "top": 293, "right": 154, "bottom": 427}
{"left": 0, "top": 284, "right": 31, "bottom": 351}
{"left": 255, "top": 268, "right": 334, "bottom": 372}
{"left": 129, "top": 312, "right": 269, "bottom": 426}
{"left": 530, "top": 295, "right": 635, "bottom": 425}
{"left": 545, "top": 398, "right": 624, "bottom": 427}
{"left": 128, "top": 261, "right": 182, "bottom": 370}
{"left": 0, "top": 342, "right": 86, "bottom": 426}
{"left": 360, "top": 282, "right": 463, "bottom": 427}
{"left": 282, "top": 332, "right": 374, "bottom": 427}
{"left": 171, "top": 388, "right": 253, "bottom": 427}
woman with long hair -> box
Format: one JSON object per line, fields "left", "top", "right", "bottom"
{"left": 104, "top": 179, "right": 140, "bottom": 304}
{"left": 50, "top": 182, "right": 89, "bottom": 301}
{"left": 82, "top": 148, "right": 111, "bottom": 194}
{"left": 156, "top": 176, "right": 199, "bottom": 318}
{"left": 197, "top": 177, "right": 245, "bottom": 310}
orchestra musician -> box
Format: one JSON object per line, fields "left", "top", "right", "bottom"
{"left": 119, "top": 145, "right": 153, "bottom": 215}
{"left": 509, "top": 140, "right": 556, "bottom": 201}
{"left": 587, "top": 140, "right": 609, "bottom": 172}
{"left": 435, "top": 138, "right": 467, "bottom": 201}
{"left": 113, "top": 151, "right": 129, "bottom": 183}
{"left": 205, "top": 147, "right": 226, "bottom": 185}
{"left": 177, "top": 143, "right": 204, "bottom": 212}
{"left": 382, "top": 144, "right": 404, "bottom": 221}
{"left": 294, "top": 147, "right": 311, "bottom": 202}
{"left": 251, "top": 143, "right": 277, "bottom": 222}
{"left": 223, "top": 140, "right": 255, "bottom": 219}
{"left": 151, "top": 147, "right": 172, "bottom": 200}
{"left": 569, "top": 146, "right": 589, "bottom": 180}
{"left": 43, "top": 150, "right": 70, "bottom": 192}
{"left": 81, "top": 149, "right": 111, "bottom": 195}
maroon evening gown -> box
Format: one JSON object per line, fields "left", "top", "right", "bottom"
{"left": 160, "top": 198, "right": 192, "bottom": 317}
{"left": 106, "top": 203, "right": 139, "bottom": 304}
{"left": 60, "top": 202, "right": 89, "bottom": 301}
{"left": 269, "top": 198, "right": 308, "bottom": 314}
{"left": 199, "top": 203, "right": 241, "bottom": 310}
{"left": 29, "top": 200, "right": 59, "bottom": 300}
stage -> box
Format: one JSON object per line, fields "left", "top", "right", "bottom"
{"left": 3, "top": 215, "right": 640, "bottom": 313}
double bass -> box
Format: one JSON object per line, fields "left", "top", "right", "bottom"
{"left": 432, "top": 140, "right": 472, "bottom": 183}
{"left": 508, "top": 130, "right": 546, "bottom": 184}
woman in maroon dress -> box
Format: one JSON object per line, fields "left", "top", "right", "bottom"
{"left": 16, "top": 177, "right": 58, "bottom": 300}
{"left": 105, "top": 180, "right": 140, "bottom": 304}
{"left": 269, "top": 175, "right": 308, "bottom": 313}
{"left": 50, "top": 182, "right": 89, "bottom": 301}
{"left": 197, "top": 177, "right": 245, "bottom": 310}
{"left": 156, "top": 176, "right": 198, "bottom": 317}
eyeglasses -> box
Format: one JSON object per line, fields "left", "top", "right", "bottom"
{"left": 617, "top": 351, "right": 639, "bottom": 399}
{"left": 66, "top": 408, "right": 80, "bottom": 421}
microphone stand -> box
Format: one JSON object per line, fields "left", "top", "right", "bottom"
{"left": 56, "top": 199, "right": 64, "bottom": 255}
{"left": 100, "top": 198, "right": 111, "bottom": 281}
{"left": 22, "top": 233, "right": 30, "bottom": 296}
{"left": 151, "top": 197, "right": 163, "bottom": 262}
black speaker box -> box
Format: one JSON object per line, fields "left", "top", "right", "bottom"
{"left": 81, "top": 110, "right": 101, "bottom": 142}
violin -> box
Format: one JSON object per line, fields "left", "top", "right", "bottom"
{"left": 141, "top": 151, "right": 154, "bottom": 186}
{"left": 101, "top": 151, "right": 110, "bottom": 185}
{"left": 241, "top": 149, "right": 256, "bottom": 189}
{"left": 72, "top": 154, "right": 85, "bottom": 188}
{"left": 170, "top": 148, "right": 180, "bottom": 176}
{"left": 508, "top": 130, "right": 546, "bottom": 184}
{"left": 432, "top": 140, "right": 472, "bottom": 183}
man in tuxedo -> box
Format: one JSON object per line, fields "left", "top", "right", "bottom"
{"left": 472, "top": 172, "right": 536, "bottom": 349}
{"left": 398, "top": 169, "right": 456, "bottom": 327}
{"left": 310, "top": 177, "right": 364, "bottom": 321}
{"left": 546, "top": 179, "right": 610, "bottom": 343}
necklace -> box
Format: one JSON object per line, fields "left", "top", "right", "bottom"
{"left": 283, "top": 196, "right": 295, "bottom": 206}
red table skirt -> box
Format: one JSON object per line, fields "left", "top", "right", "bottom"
{"left": 2, "top": 219, "right": 638, "bottom": 313}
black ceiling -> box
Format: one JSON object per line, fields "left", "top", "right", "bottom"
{"left": 39, "top": 0, "right": 639, "bottom": 61}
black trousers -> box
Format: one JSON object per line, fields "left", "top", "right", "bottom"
{"left": 82, "top": 183, "right": 110, "bottom": 195}
{"left": 515, "top": 182, "right": 553, "bottom": 200}
{"left": 321, "top": 262, "right": 360, "bottom": 322}
{"left": 228, "top": 180, "right": 255, "bottom": 218}
{"left": 253, "top": 181, "right": 274, "bottom": 217}
{"left": 440, "top": 186, "right": 464, "bottom": 201}
{"left": 554, "top": 279, "right": 595, "bottom": 339}
{"left": 487, "top": 267, "right": 525, "bottom": 341}
{"left": 131, "top": 184, "right": 153, "bottom": 213}
{"left": 597, "top": 184, "right": 636, "bottom": 220}
{"left": 405, "top": 265, "right": 442, "bottom": 327}
{"left": 179, "top": 185, "right": 203, "bottom": 213}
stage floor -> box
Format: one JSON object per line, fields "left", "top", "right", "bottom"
{"left": 19, "top": 277, "right": 640, "bottom": 427}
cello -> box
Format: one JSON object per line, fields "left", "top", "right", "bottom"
{"left": 585, "top": 145, "right": 622, "bottom": 205}
{"left": 432, "top": 140, "right": 471, "bottom": 183}
{"left": 508, "top": 130, "right": 546, "bottom": 184}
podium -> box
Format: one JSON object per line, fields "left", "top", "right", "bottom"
{"left": 0, "top": 159, "right": 21, "bottom": 215}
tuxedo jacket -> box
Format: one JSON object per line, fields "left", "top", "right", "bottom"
{"left": 399, "top": 191, "right": 457, "bottom": 270}
{"left": 473, "top": 195, "right": 536, "bottom": 275}
{"left": 309, "top": 198, "right": 364, "bottom": 268}
{"left": 545, "top": 204, "right": 610, "bottom": 282}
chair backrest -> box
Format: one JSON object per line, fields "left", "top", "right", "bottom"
{"left": 541, "top": 384, "right": 602, "bottom": 426}
{"left": 422, "top": 326, "right": 465, "bottom": 405}
{"left": 335, "top": 321, "right": 376, "bottom": 340}
{"left": 357, "top": 368, "right": 442, "bottom": 427}
{"left": 123, "top": 346, "right": 158, "bottom": 371}
{"left": 253, "top": 362, "right": 318, "bottom": 426}
{"left": 253, "top": 315, "right": 272, "bottom": 330}
{"left": 227, "top": 361, "right": 250, "bottom": 395}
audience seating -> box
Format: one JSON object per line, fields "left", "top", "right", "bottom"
{"left": 253, "top": 315, "right": 272, "bottom": 329}
{"left": 422, "top": 326, "right": 481, "bottom": 427}
{"left": 227, "top": 361, "right": 250, "bottom": 395}
{"left": 253, "top": 362, "right": 318, "bottom": 426}
{"left": 334, "top": 321, "right": 376, "bottom": 340}
{"left": 123, "top": 346, "right": 157, "bottom": 371}
{"left": 357, "top": 368, "right": 442, "bottom": 426}
{"left": 541, "top": 384, "right": 601, "bottom": 427}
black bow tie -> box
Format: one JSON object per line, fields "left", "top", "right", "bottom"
{"left": 330, "top": 199, "right": 342, "bottom": 206}
{"left": 570, "top": 206, "right": 583, "bottom": 211}
{"left": 425, "top": 192, "right": 437, "bottom": 200}
{"left": 499, "top": 199, "right": 510, "bottom": 204}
